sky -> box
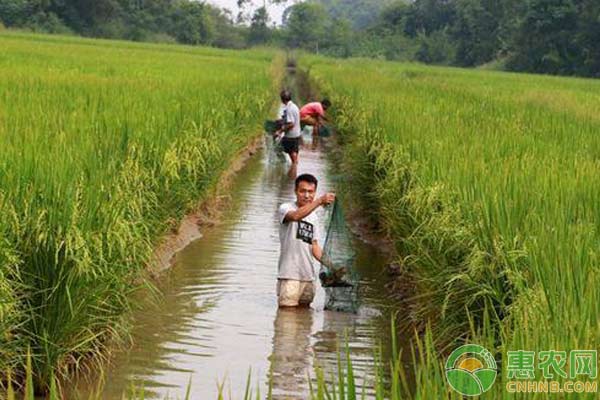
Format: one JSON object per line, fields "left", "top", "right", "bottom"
{"left": 205, "top": 0, "right": 298, "bottom": 26}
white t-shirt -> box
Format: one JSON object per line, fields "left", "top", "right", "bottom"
{"left": 284, "top": 101, "right": 301, "bottom": 138}
{"left": 277, "top": 104, "right": 286, "bottom": 120}
{"left": 277, "top": 202, "right": 320, "bottom": 281}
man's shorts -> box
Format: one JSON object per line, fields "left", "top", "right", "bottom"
{"left": 301, "top": 115, "right": 318, "bottom": 126}
{"left": 277, "top": 279, "right": 315, "bottom": 307}
{"left": 280, "top": 137, "right": 300, "bottom": 154}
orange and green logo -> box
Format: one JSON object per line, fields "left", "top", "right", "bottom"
{"left": 446, "top": 344, "right": 497, "bottom": 396}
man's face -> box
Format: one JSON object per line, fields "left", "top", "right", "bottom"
{"left": 295, "top": 181, "right": 316, "bottom": 207}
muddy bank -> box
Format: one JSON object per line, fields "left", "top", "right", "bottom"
{"left": 72, "top": 61, "right": 409, "bottom": 400}
{"left": 74, "top": 121, "right": 405, "bottom": 400}
{"left": 150, "top": 134, "right": 264, "bottom": 275}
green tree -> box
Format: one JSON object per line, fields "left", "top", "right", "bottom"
{"left": 410, "top": 0, "right": 456, "bottom": 35}
{"left": 169, "top": 0, "right": 214, "bottom": 45}
{"left": 319, "top": 0, "right": 395, "bottom": 29}
{"left": 574, "top": 0, "right": 600, "bottom": 76}
{"left": 248, "top": 6, "right": 270, "bottom": 45}
{"left": 415, "top": 28, "right": 456, "bottom": 64}
{"left": 211, "top": 6, "right": 247, "bottom": 49}
{"left": 507, "top": 0, "right": 580, "bottom": 75}
{"left": 321, "top": 17, "right": 352, "bottom": 57}
{"left": 377, "top": 0, "right": 413, "bottom": 34}
{"left": 0, "top": 0, "right": 29, "bottom": 26}
{"left": 451, "top": 0, "right": 500, "bottom": 66}
{"left": 285, "top": 2, "right": 327, "bottom": 52}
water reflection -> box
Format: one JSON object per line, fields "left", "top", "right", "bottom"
{"left": 270, "top": 308, "right": 314, "bottom": 399}
{"left": 269, "top": 303, "right": 390, "bottom": 399}
{"left": 74, "top": 133, "right": 402, "bottom": 399}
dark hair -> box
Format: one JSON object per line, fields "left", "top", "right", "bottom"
{"left": 295, "top": 173, "right": 318, "bottom": 190}
{"left": 280, "top": 90, "right": 292, "bottom": 103}
{"left": 321, "top": 98, "right": 331, "bottom": 109}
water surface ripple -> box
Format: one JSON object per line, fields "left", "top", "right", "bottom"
{"left": 90, "top": 134, "right": 398, "bottom": 399}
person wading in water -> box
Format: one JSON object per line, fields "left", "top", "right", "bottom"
{"left": 275, "top": 90, "right": 301, "bottom": 178}
{"left": 277, "top": 174, "right": 335, "bottom": 307}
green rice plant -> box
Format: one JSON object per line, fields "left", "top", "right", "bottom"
{"left": 301, "top": 54, "right": 600, "bottom": 398}
{"left": 8, "top": 320, "right": 477, "bottom": 399}
{"left": 0, "top": 31, "right": 281, "bottom": 392}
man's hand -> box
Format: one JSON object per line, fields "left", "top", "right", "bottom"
{"left": 319, "top": 193, "right": 336, "bottom": 206}
{"left": 285, "top": 193, "right": 335, "bottom": 223}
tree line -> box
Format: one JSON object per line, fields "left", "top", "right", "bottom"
{"left": 1, "top": 0, "right": 599, "bottom": 78}
{"left": 0, "top": 0, "right": 252, "bottom": 47}
{"left": 372, "top": 0, "right": 600, "bottom": 77}
{"left": 295, "top": 0, "right": 600, "bottom": 78}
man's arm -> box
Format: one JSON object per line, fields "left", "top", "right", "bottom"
{"left": 312, "top": 241, "right": 338, "bottom": 270}
{"left": 275, "top": 121, "right": 293, "bottom": 136}
{"left": 276, "top": 105, "right": 295, "bottom": 135}
{"left": 283, "top": 193, "right": 335, "bottom": 223}
{"left": 312, "top": 240, "right": 323, "bottom": 262}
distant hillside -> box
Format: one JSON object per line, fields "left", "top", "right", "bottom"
{"left": 318, "top": 0, "right": 396, "bottom": 29}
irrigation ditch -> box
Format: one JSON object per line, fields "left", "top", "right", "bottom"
{"left": 58, "top": 61, "right": 410, "bottom": 399}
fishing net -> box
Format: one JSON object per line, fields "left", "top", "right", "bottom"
{"left": 264, "top": 119, "right": 282, "bottom": 134}
{"left": 263, "top": 119, "right": 286, "bottom": 164}
{"left": 318, "top": 125, "right": 333, "bottom": 137}
{"left": 319, "top": 199, "right": 360, "bottom": 313}
{"left": 299, "top": 124, "right": 333, "bottom": 138}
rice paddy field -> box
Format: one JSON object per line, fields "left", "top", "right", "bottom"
{"left": 0, "top": 32, "right": 278, "bottom": 392}
{"left": 2, "top": 29, "right": 600, "bottom": 399}
{"left": 304, "top": 54, "right": 600, "bottom": 398}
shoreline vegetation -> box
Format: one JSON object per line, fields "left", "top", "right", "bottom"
{"left": 0, "top": 32, "right": 281, "bottom": 393}
{"left": 2, "top": 30, "right": 599, "bottom": 399}
{"left": 303, "top": 54, "right": 600, "bottom": 398}
{"left": 2, "top": 0, "right": 599, "bottom": 79}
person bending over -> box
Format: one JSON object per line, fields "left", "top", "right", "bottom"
{"left": 300, "top": 99, "right": 331, "bottom": 136}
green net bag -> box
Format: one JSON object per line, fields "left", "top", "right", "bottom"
{"left": 299, "top": 124, "right": 333, "bottom": 137}
{"left": 264, "top": 119, "right": 282, "bottom": 134}
{"left": 318, "top": 125, "right": 333, "bottom": 137}
{"left": 263, "top": 120, "right": 286, "bottom": 164}
{"left": 319, "top": 199, "right": 360, "bottom": 313}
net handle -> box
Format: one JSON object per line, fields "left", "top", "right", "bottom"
{"left": 323, "top": 198, "right": 338, "bottom": 250}
{"left": 320, "top": 198, "right": 339, "bottom": 271}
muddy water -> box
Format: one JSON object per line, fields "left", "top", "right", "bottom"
{"left": 83, "top": 133, "right": 401, "bottom": 399}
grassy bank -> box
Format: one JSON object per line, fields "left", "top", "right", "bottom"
{"left": 0, "top": 32, "right": 280, "bottom": 392}
{"left": 303, "top": 55, "right": 600, "bottom": 398}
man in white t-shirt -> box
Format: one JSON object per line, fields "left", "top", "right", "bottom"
{"left": 277, "top": 173, "right": 335, "bottom": 307}
{"left": 275, "top": 90, "right": 301, "bottom": 165}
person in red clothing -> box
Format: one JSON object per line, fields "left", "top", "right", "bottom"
{"left": 300, "top": 98, "right": 331, "bottom": 136}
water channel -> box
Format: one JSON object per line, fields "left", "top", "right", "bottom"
{"left": 79, "top": 130, "right": 402, "bottom": 399}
